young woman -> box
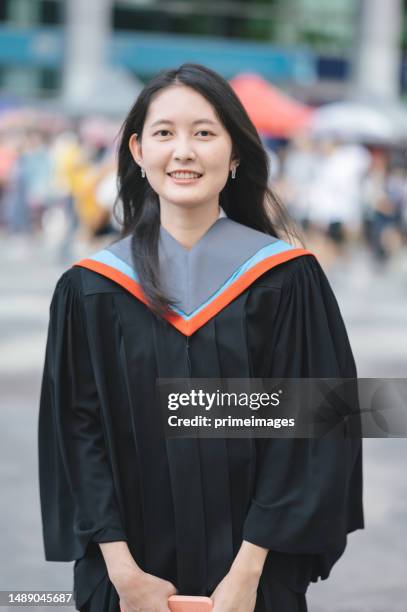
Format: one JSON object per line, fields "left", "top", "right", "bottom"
{"left": 38, "top": 64, "right": 363, "bottom": 612}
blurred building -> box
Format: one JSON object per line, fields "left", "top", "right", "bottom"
{"left": 0, "top": 0, "right": 404, "bottom": 102}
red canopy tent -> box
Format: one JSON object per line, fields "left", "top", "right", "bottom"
{"left": 229, "top": 73, "right": 313, "bottom": 138}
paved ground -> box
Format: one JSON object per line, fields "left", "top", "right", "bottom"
{"left": 0, "top": 234, "right": 406, "bottom": 612}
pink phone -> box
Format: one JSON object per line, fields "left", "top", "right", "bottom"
{"left": 168, "top": 595, "right": 213, "bottom": 611}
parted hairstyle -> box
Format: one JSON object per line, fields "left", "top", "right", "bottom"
{"left": 115, "top": 63, "right": 297, "bottom": 316}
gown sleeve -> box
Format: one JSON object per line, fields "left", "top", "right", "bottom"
{"left": 243, "top": 255, "right": 363, "bottom": 558}
{"left": 38, "top": 269, "right": 127, "bottom": 562}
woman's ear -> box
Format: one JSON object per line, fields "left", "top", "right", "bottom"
{"left": 129, "top": 133, "right": 142, "bottom": 166}
{"left": 230, "top": 158, "right": 240, "bottom": 171}
{"left": 230, "top": 147, "right": 240, "bottom": 169}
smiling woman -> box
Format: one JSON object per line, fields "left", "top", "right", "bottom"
{"left": 38, "top": 63, "right": 363, "bottom": 612}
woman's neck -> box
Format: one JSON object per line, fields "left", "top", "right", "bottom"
{"left": 160, "top": 201, "right": 221, "bottom": 250}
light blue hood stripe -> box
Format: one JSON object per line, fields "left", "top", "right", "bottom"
{"left": 90, "top": 249, "right": 140, "bottom": 283}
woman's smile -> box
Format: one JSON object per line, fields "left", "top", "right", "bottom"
{"left": 167, "top": 170, "right": 204, "bottom": 184}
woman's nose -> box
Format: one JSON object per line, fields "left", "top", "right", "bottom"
{"left": 173, "top": 139, "right": 196, "bottom": 161}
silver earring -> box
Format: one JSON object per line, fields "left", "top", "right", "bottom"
{"left": 231, "top": 166, "right": 237, "bottom": 179}
{"left": 140, "top": 167, "right": 145, "bottom": 178}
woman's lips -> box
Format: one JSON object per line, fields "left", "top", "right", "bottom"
{"left": 167, "top": 172, "right": 203, "bottom": 184}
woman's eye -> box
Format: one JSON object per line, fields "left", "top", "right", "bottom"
{"left": 197, "top": 130, "right": 213, "bottom": 137}
{"left": 154, "top": 130, "right": 171, "bottom": 136}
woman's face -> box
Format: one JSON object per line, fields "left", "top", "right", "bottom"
{"left": 129, "top": 85, "right": 238, "bottom": 211}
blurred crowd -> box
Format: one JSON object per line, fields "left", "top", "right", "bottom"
{"left": 1, "top": 109, "right": 407, "bottom": 267}
{"left": 0, "top": 113, "right": 121, "bottom": 262}
{"left": 276, "top": 136, "right": 407, "bottom": 266}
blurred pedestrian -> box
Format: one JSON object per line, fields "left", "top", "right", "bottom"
{"left": 48, "top": 131, "right": 82, "bottom": 261}
{"left": 280, "top": 134, "right": 316, "bottom": 229}
{"left": 0, "top": 132, "right": 18, "bottom": 228}
{"left": 362, "top": 152, "right": 403, "bottom": 262}
{"left": 3, "top": 137, "right": 28, "bottom": 235}
{"left": 307, "top": 140, "right": 370, "bottom": 266}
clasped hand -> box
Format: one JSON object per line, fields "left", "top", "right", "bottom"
{"left": 210, "top": 566, "right": 259, "bottom": 612}
{"left": 116, "top": 566, "right": 259, "bottom": 612}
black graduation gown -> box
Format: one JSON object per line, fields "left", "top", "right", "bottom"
{"left": 38, "top": 224, "right": 363, "bottom": 612}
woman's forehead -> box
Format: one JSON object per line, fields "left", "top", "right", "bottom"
{"left": 144, "top": 86, "right": 220, "bottom": 125}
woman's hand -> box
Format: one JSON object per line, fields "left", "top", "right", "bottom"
{"left": 99, "top": 541, "right": 177, "bottom": 611}
{"left": 210, "top": 566, "right": 260, "bottom": 612}
{"left": 112, "top": 567, "right": 177, "bottom": 612}
{"left": 210, "top": 540, "right": 268, "bottom": 612}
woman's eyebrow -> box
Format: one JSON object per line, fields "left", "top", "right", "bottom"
{"left": 150, "top": 118, "right": 218, "bottom": 127}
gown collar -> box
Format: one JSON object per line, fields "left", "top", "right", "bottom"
{"left": 74, "top": 215, "right": 312, "bottom": 336}
{"left": 159, "top": 205, "right": 227, "bottom": 256}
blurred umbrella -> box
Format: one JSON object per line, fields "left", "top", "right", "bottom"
{"left": 229, "top": 73, "right": 313, "bottom": 138}
{"left": 310, "top": 101, "right": 397, "bottom": 145}
{"left": 376, "top": 101, "right": 407, "bottom": 142}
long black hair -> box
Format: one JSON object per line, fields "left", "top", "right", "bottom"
{"left": 115, "top": 63, "right": 296, "bottom": 316}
